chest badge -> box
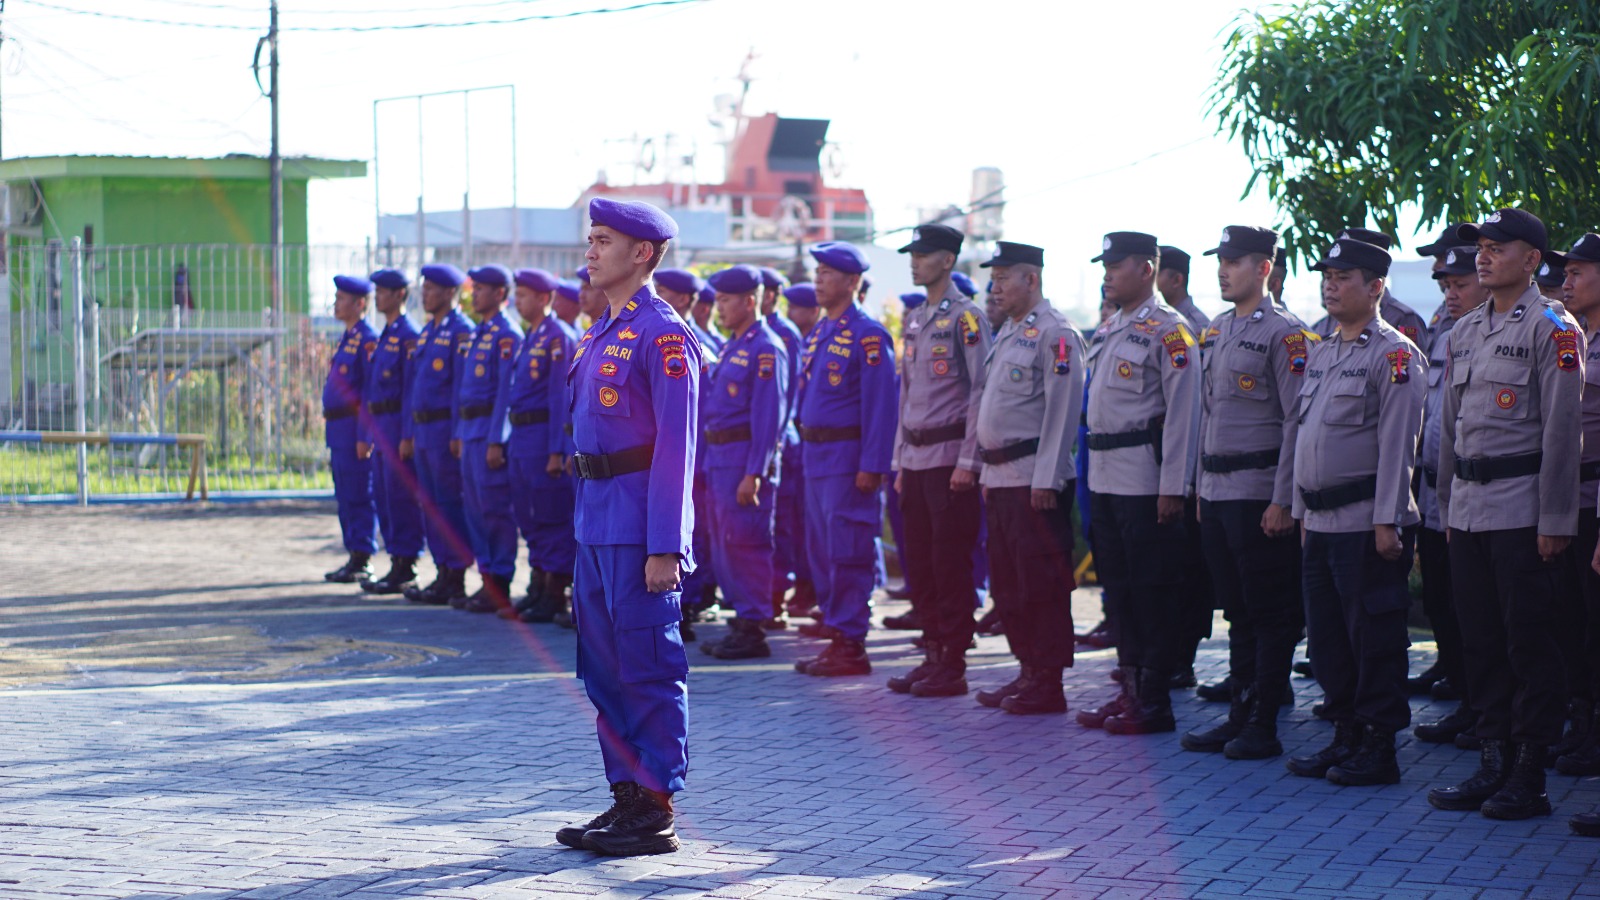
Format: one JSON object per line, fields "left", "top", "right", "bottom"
{"left": 432, "top": 358, "right": 445, "bottom": 372}
{"left": 1496, "top": 388, "right": 1517, "bottom": 409}
{"left": 932, "top": 359, "right": 951, "bottom": 376}
{"left": 1023, "top": 326, "right": 1040, "bottom": 339}
{"left": 1009, "top": 367, "right": 1024, "bottom": 382}
{"left": 338, "top": 364, "right": 348, "bottom": 375}
{"left": 1116, "top": 360, "right": 1134, "bottom": 379}
{"left": 728, "top": 383, "right": 740, "bottom": 397}
{"left": 1237, "top": 374, "right": 1257, "bottom": 392}
{"left": 828, "top": 371, "right": 843, "bottom": 387}
{"left": 474, "top": 364, "right": 486, "bottom": 378}
{"left": 599, "top": 386, "right": 620, "bottom": 407}
{"left": 600, "top": 361, "right": 618, "bottom": 376}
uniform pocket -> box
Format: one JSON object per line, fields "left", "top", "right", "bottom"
{"left": 1102, "top": 342, "right": 1148, "bottom": 394}
{"left": 590, "top": 360, "right": 633, "bottom": 417}
{"left": 1228, "top": 356, "right": 1271, "bottom": 402}
{"left": 828, "top": 496, "right": 880, "bottom": 567}
{"left": 1480, "top": 360, "right": 1532, "bottom": 420}
{"left": 1325, "top": 380, "right": 1370, "bottom": 426}
{"left": 614, "top": 596, "right": 689, "bottom": 684}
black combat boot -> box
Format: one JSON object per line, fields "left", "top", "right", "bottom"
{"left": 797, "top": 621, "right": 841, "bottom": 640}
{"left": 360, "top": 556, "right": 417, "bottom": 594}
{"left": 1196, "top": 674, "right": 1233, "bottom": 703}
{"left": 1286, "top": 720, "right": 1363, "bottom": 778}
{"left": 1224, "top": 682, "right": 1285, "bottom": 760}
{"left": 582, "top": 786, "right": 680, "bottom": 856}
{"left": 786, "top": 580, "right": 817, "bottom": 618}
{"left": 911, "top": 641, "right": 970, "bottom": 697}
{"left": 1076, "top": 620, "right": 1114, "bottom": 648}
{"left": 519, "top": 572, "right": 560, "bottom": 623}
{"left": 1182, "top": 683, "right": 1251, "bottom": 752}
{"left": 1405, "top": 662, "right": 1444, "bottom": 696}
{"left": 1481, "top": 743, "right": 1552, "bottom": 820}
{"left": 460, "top": 572, "right": 514, "bottom": 614}
{"left": 1001, "top": 665, "right": 1067, "bottom": 715}
{"left": 1169, "top": 667, "right": 1198, "bottom": 690}
{"left": 1414, "top": 703, "right": 1477, "bottom": 744}
{"left": 1571, "top": 808, "right": 1600, "bottom": 837}
{"left": 1326, "top": 728, "right": 1400, "bottom": 786}
{"left": 503, "top": 568, "right": 547, "bottom": 619}
{"left": 406, "top": 567, "right": 466, "bottom": 605}
{"left": 1428, "top": 739, "right": 1510, "bottom": 810}
{"left": 975, "top": 667, "right": 1029, "bottom": 709}
{"left": 1076, "top": 667, "right": 1133, "bottom": 728}
{"left": 556, "top": 781, "right": 638, "bottom": 849}
{"left": 324, "top": 552, "right": 371, "bottom": 583}
{"left": 1104, "top": 667, "right": 1176, "bottom": 734}
{"left": 800, "top": 637, "right": 871, "bottom": 677}
{"left": 701, "top": 617, "right": 771, "bottom": 660}
{"left": 1549, "top": 698, "right": 1592, "bottom": 764}
{"left": 1557, "top": 706, "right": 1600, "bottom": 776}
{"left": 887, "top": 643, "right": 938, "bottom": 694}
{"left": 882, "top": 609, "right": 921, "bottom": 631}
{"left": 553, "top": 590, "right": 576, "bottom": 629}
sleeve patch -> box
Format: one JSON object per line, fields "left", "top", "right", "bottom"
{"left": 1283, "top": 331, "right": 1309, "bottom": 375}
{"left": 499, "top": 336, "right": 516, "bottom": 359}
{"left": 1386, "top": 348, "right": 1411, "bottom": 384}
{"left": 1552, "top": 327, "right": 1580, "bottom": 371}
{"left": 1162, "top": 329, "right": 1190, "bottom": 369}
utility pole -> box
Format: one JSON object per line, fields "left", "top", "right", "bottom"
{"left": 265, "top": 0, "right": 284, "bottom": 464}
{"left": 1, "top": 0, "right": 8, "bottom": 161}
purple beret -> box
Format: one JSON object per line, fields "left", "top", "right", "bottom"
{"left": 951, "top": 271, "right": 977, "bottom": 298}
{"left": 467, "top": 264, "right": 512, "bottom": 288}
{"left": 369, "top": 268, "right": 409, "bottom": 290}
{"left": 697, "top": 284, "right": 716, "bottom": 305}
{"left": 555, "top": 279, "right": 580, "bottom": 302}
{"left": 783, "top": 283, "right": 818, "bottom": 308}
{"left": 810, "top": 241, "right": 870, "bottom": 275}
{"left": 573, "top": 265, "right": 591, "bottom": 285}
{"left": 514, "top": 268, "right": 560, "bottom": 292}
{"left": 759, "top": 266, "right": 787, "bottom": 290}
{"left": 709, "top": 264, "right": 762, "bottom": 295}
{"left": 654, "top": 267, "right": 704, "bottom": 296}
{"left": 333, "top": 274, "right": 373, "bottom": 295}
{"left": 420, "top": 264, "right": 466, "bottom": 288}
{"left": 900, "top": 290, "right": 928, "bottom": 310}
{"left": 589, "top": 196, "right": 679, "bottom": 242}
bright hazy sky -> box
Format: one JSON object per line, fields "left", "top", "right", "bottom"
{"left": 1, "top": 0, "right": 1448, "bottom": 322}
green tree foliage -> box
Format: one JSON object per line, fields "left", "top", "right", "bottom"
{"left": 1212, "top": 1, "right": 1600, "bottom": 264}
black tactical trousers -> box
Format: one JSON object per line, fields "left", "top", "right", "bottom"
{"left": 985, "top": 485, "right": 1076, "bottom": 669}
{"left": 1555, "top": 508, "right": 1599, "bottom": 701}
{"left": 1416, "top": 526, "right": 1466, "bottom": 690}
{"left": 900, "top": 465, "right": 981, "bottom": 648}
{"left": 1200, "top": 497, "right": 1303, "bottom": 695}
{"left": 1090, "top": 491, "right": 1185, "bottom": 674}
{"left": 1302, "top": 528, "right": 1414, "bottom": 733}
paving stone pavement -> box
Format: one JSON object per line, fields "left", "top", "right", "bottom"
{"left": 0, "top": 501, "right": 1597, "bottom": 899}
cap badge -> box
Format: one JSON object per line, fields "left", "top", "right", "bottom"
{"left": 1540, "top": 264, "right": 1550, "bottom": 276}
{"left": 1446, "top": 250, "right": 1457, "bottom": 265}
{"left": 1330, "top": 244, "right": 1342, "bottom": 258}
{"left": 993, "top": 247, "right": 1005, "bottom": 260}
{"left": 1102, "top": 237, "right": 1112, "bottom": 251}
{"left": 1219, "top": 229, "right": 1231, "bottom": 243}
{"left": 1487, "top": 211, "right": 1503, "bottom": 223}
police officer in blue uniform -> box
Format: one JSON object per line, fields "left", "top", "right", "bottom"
{"left": 554, "top": 277, "right": 583, "bottom": 329}
{"left": 455, "top": 265, "right": 525, "bottom": 614}
{"left": 554, "top": 198, "right": 697, "bottom": 857}
{"left": 324, "top": 275, "right": 380, "bottom": 582}
{"left": 498, "top": 267, "right": 581, "bottom": 623}
{"left": 401, "top": 265, "right": 477, "bottom": 605}
{"left": 697, "top": 265, "right": 789, "bottom": 659}
{"left": 777, "top": 281, "right": 823, "bottom": 620}
{"left": 693, "top": 282, "right": 726, "bottom": 352}
{"left": 359, "top": 269, "right": 426, "bottom": 594}
{"left": 792, "top": 242, "right": 899, "bottom": 677}
{"left": 760, "top": 266, "right": 804, "bottom": 626}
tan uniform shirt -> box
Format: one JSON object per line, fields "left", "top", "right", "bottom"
{"left": 1085, "top": 297, "right": 1201, "bottom": 497}
{"left": 1198, "top": 301, "right": 1316, "bottom": 507}
{"left": 894, "top": 283, "right": 992, "bottom": 472}
{"left": 1173, "top": 295, "right": 1211, "bottom": 333}
{"left": 1313, "top": 289, "right": 1431, "bottom": 355}
{"left": 1418, "top": 316, "right": 1458, "bottom": 531}
{"left": 975, "top": 300, "right": 1085, "bottom": 491}
{"left": 1292, "top": 317, "right": 1425, "bottom": 532}
{"left": 1437, "top": 286, "right": 1584, "bottom": 535}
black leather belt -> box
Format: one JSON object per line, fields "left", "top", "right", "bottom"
{"left": 367, "top": 399, "right": 402, "bottom": 415}
{"left": 413, "top": 408, "right": 451, "bottom": 424}
{"left": 706, "top": 425, "right": 753, "bottom": 445}
{"left": 1087, "top": 422, "right": 1164, "bottom": 463}
{"left": 509, "top": 409, "right": 550, "bottom": 426}
{"left": 322, "top": 405, "right": 358, "bottom": 421}
{"left": 1421, "top": 466, "right": 1438, "bottom": 489}
{"left": 799, "top": 425, "right": 862, "bottom": 443}
{"left": 1202, "top": 448, "right": 1280, "bottom": 474}
{"left": 573, "top": 444, "right": 653, "bottom": 479}
{"left": 459, "top": 403, "right": 492, "bottom": 421}
{"left": 1454, "top": 452, "right": 1542, "bottom": 484}
{"left": 904, "top": 422, "right": 966, "bottom": 447}
{"left": 978, "top": 438, "right": 1039, "bottom": 465}
{"left": 1299, "top": 475, "right": 1378, "bottom": 511}
{"left": 1582, "top": 460, "right": 1600, "bottom": 483}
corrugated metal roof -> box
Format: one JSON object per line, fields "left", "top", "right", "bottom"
{"left": 0, "top": 155, "right": 366, "bottom": 181}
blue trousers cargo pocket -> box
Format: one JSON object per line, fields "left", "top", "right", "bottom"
{"left": 615, "top": 597, "right": 689, "bottom": 684}
{"left": 829, "top": 502, "right": 879, "bottom": 567}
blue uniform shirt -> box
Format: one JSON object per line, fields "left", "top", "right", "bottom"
{"left": 694, "top": 321, "right": 726, "bottom": 355}
{"left": 795, "top": 303, "right": 898, "bottom": 476}
{"left": 362, "top": 314, "right": 420, "bottom": 448}
{"left": 456, "top": 309, "right": 524, "bottom": 443}
{"left": 704, "top": 320, "right": 789, "bottom": 476}
{"left": 498, "top": 313, "right": 580, "bottom": 459}
{"left": 324, "top": 319, "right": 378, "bottom": 450}
{"left": 404, "top": 309, "right": 475, "bottom": 449}
{"left": 766, "top": 312, "right": 804, "bottom": 417}
{"left": 568, "top": 286, "right": 701, "bottom": 560}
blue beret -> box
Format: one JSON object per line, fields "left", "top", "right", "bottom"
{"left": 697, "top": 284, "right": 716, "bottom": 305}
{"left": 369, "top": 268, "right": 409, "bottom": 290}
{"left": 514, "top": 268, "right": 560, "bottom": 292}
{"left": 573, "top": 265, "right": 591, "bottom": 284}
{"left": 420, "top": 264, "right": 466, "bottom": 288}
{"left": 467, "top": 264, "right": 512, "bottom": 288}
{"left": 709, "top": 264, "right": 762, "bottom": 295}
{"left": 783, "top": 283, "right": 818, "bottom": 308}
{"left": 654, "top": 267, "right": 704, "bottom": 296}
{"left": 951, "top": 271, "right": 977, "bottom": 298}
{"left": 900, "top": 290, "right": 928, "bottom": 310}
{"left": 589, "top": 196, "right": 678, "bottom": 242}
{"left": 333, "top": 274, "right": 373, "bottom": 295}
{"left": 810, "top": 241, "right": 870, "bottom": 275}
{"left": 555, "top": 279, "right": 580, "bottom": 302}
{"left": 759, "top": 266, "right": 787, "bottom": 290}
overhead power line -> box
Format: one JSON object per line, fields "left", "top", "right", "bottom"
{"left": 22, "top": 0, "right": 708, "bottom": 31}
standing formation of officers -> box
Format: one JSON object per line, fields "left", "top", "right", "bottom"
{"left": 320, "top": 199, "right": 1600, "bottom": 851}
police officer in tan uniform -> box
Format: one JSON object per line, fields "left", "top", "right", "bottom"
{"left": 1309, "top": 228, "right": 1431, "bottom": 353}
{"left": 888, "top": 224, "right": 993, "bottom": 698}
{"left": 969, "top": 241, "right": 1085, "bottom": 715}
{"left": 1076, "top": 232, "right": 1201, "bottom": 735}
{"left": 1430, "top": 208, "right": 1583, "bottom": 821}
{"left": 1283, "top": 237, "right": 1425, "bottom": 787}
{"left": 1567, "top": 235, "right": 1600, "bottom": 838}
{"left": 1179, "top": 225, "right": 1312, "bottom": 761}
